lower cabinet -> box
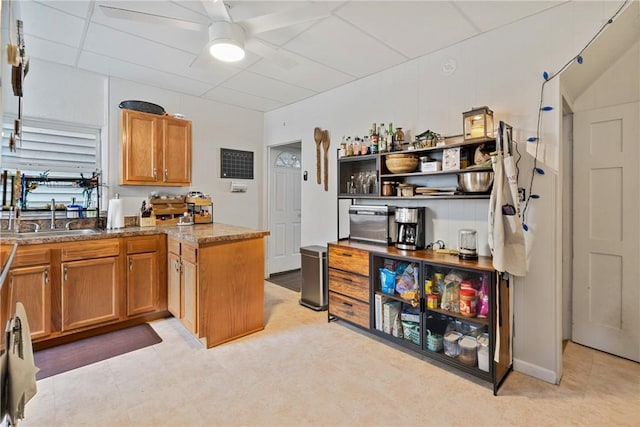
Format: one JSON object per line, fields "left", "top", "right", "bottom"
{"left": 125, "top": 234, "right": 166, "bottom": 317}
{"left": 61, "top": 239, "right": 121, "bottom": 332}
{"left": 167, "top": 236, "right": 198, "bottom": 335}
{"left": 328, "top": 241, "right": 512, "bottom": 394}
{"left": 0, "top": 235, "right": 168, "bottom": 346}
{"left": 328, "top": 245, "right": 370, "bottom": 328}
{"left": 5, "top": 245, "right": 52, "bottom": 340}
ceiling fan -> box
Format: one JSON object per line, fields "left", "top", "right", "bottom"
{"left": 99, "top": 1, "right": 329, "bottom": 67}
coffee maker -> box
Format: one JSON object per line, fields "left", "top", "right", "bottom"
{"left": 395, "top": 207, "right": 425, "bottom": 250}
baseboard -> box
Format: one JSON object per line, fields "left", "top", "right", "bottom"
{"left": 513, "top": 357, "right": 559, "bottom": 384}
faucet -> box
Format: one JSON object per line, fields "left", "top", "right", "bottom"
{"left": 7, "top": 206, "right": 14, "bottom": 231}
{"left": 65, "top": 220, "right": 79, "bottom": 230}
{"left": 50, "top": 198, "right": 56, "bottom": 229}
{"left": 21, "top": 222, "right": 40, "bottom": 233}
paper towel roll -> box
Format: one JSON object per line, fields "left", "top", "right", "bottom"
{"left": 107, "top": 198, "right": 124, "bottom": 229}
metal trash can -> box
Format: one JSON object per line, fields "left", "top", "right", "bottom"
{"left": 299, "top": 245, "right": 327, "bottom": 311}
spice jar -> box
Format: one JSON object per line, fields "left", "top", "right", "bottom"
{"left": 381, "top": 181, "right": 396, "bottom": 197}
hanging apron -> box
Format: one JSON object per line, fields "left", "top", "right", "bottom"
{"left": 488, "top": 124, "right": 528, "bottom": 277}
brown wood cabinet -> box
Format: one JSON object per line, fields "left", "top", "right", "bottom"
{"left": 168, "top": 235, "right": 265, "bottom": 347}
{"left": 167, "top": 237, "right": 198, "bottom": 335}
{"left": 61, "top": 239, "right": 121, "bottom": 332}
{"left": 327, "top": 244, "right": 370, "bottom": 328}
{"left": 5, "top": 246, "right": 52, "bottom": 340}
{"left": 125, "top": 235, "right": 166, "bottom": 317}
{"left": 121, "top": 109, "right": 192, "bottom": 186}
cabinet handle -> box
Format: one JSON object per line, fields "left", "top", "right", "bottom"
{"left": 44, "top": 268, "right": 49, "bottom": 285}
{"left": 164, "top": 169, "right": 168, "bottom": 180}
{"left": 340, "top": 252, "right": 353, "bottom": 257}
{"left": 342, "top": 301, "right": 353, "bottom": 307}
{"left": 129, "top": 257, "right": 133, "bottom": 271}
{"left": 153, "top": 168, "right": 157, "bottom": 180}
{"left": 63, "top": 265, "right": 67, "bottom": 281}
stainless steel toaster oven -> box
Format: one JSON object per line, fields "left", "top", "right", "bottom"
{"left": 348, "top": 205, "right": 396, "bottom": 245}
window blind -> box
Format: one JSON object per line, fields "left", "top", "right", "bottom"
{"left": 1, "top": 117, "right": 102, "bottom": 208}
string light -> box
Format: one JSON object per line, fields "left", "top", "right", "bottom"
{"left": 521, "top": 0, "right": 630, "bottom": 228}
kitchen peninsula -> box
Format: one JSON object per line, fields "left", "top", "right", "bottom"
{"left": 0, "top": 223, "right": 270, "bottom": 349}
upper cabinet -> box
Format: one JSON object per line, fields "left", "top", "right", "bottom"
{"left": 121, "top": 109, "right": 192, "bottom": 186}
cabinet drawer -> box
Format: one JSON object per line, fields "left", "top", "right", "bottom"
{"left": 126, "top": 236, "right": 158, "bottom": 254}
{"left": 328, "top": 268, "right": 369, "bottom": 302}
{"left": 328, "top": 245, "right": 369, "bottom": 276}
{"left": 329, "top": 292, "right": 369, "bottom": 329}
{"left": 12, "top": 246, "right": 51, "bottom": 267}
{"left": 61, "top": 239, "right": 120, "bottom": 261}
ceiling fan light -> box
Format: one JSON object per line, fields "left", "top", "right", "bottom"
{"left": 209, "top": 40, "right": 245, "bottom": 62}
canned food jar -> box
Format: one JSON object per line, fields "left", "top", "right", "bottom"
{"left": 427, "top": 293, "right": 440, "bottom": 309}
{"left": 459, "top": 289, "right": 477, "bottom": 317}
{"left": 382, "top": 181, "right": 396, "bottom": 197}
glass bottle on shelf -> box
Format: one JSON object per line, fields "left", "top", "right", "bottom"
{"left": 394, "top": 127, "right": 405, "bottom": 149}
{"left": 387, "top": 122, "right": 395, "bottom": 152}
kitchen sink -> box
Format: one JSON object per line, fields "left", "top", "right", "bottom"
{"left": 7, "top": 229, "right": 101, "bottom": 238}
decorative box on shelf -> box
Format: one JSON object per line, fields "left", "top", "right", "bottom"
{"left": 149, "top": 196, "right": 187, "bottom": 225}
{"left": 186, "top": 195, "right": 213, "bottom": 224}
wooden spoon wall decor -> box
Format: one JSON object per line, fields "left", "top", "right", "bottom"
{"left": 314, "top": 127, "right": 323, "bottom": 185}
{"left": 322, "top": 130, "right": 330, "bottom": 191}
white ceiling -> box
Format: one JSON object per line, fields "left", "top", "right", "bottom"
{"left": 16, "top": 0, "right": 565, "bottom": 112}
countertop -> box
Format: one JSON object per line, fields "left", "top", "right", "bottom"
{"left": 0, "top": 223, "right": 270, "bottom": 246}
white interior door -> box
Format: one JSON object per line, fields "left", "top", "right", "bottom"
{"left": 573, "top": 102, "right": 639, "bottom": 362}
{"left": 269, "top": 146, "right": 301, "bottom": 274}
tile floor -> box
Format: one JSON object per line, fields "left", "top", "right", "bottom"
{"left": 21, "top": 282, "right": 639, "bottom": 426}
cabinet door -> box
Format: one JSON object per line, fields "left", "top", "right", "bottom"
{"left": 181, "top": 257, "right": 198, "bottom": 334}
{"left": 162, "top": 118, "right": 191, "bottom": 185}
{"left": 167, "top": 252, "right": 181, "bottom": 318}
{"left": 126, "top": 252, "right": 158, "bottom": 317}
{"left": 8, "top": 265, "right": 51, "bottom": 340}
{"left": 121, "top": 109, "right": 161, "bottom": 184}
{"left": 61, "top": 257, "right": 119, "bottom": 331}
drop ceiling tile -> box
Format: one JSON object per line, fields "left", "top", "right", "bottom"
{"left": 33, "top": 0, "right": 92, "bottom": 18}
{"left": 248, "top": 54, "right": 354, "bottom": 93}
{"left": 19, "top": 0, "right": 86, "bottom": 47}
{"left": 78, "top": 51, "right": 212, "bottom": 96}
{"left": 454, "top": 1, "right": 563, "bottom": 33}
{"left": 221, "top": 71, "right": 316, "bottom": 104}
{"left": 83, "top": 23, "right": 199, "bottom": 75}
{"left": 336, "top": 2, "right": 479, "bottom": 59}
{"left": 283, "top": 16, "right": 406, "bottom": 77}
{"left": 91, "top": 0, "right": 210, "bottom": 55}
{"left": 203, "top": 86, "right": 284, "bottom": 112}
{"left": 23, "top": 36, "right": 78, "bottom": 66}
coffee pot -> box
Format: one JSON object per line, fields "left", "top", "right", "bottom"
{"left": 395, "top": 207, "right": 425, "bottom": 250}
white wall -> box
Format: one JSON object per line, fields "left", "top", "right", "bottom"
{"left": 4, "top": 59, "right": 265, "bottom": 229}
{"left": 264, "top": 1, "right": 623, "bottom": 383}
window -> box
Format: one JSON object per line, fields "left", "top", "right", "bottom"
{"left": 1, "top": 116, "right": 102, "bottom": 209}
{"left": 275, "top": 151, "right": 300, "bottom": 168}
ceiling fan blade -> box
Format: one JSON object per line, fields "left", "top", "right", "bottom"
{"left": 240, "top": 3, "right": 329, "bottom": 36}
{"left": 200, "top": 0, "right": 231, "bottom": 23}
{"left": 99, "top": 5, "right": 206, "bottom": 32}
{"left": 245, "top": 39, "right": 297, "bottom": 69}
